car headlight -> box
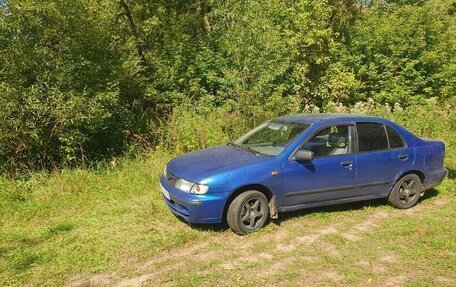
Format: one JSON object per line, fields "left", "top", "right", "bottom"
{"left": 175, "top": 178, "right": 209, "bottom": 194}
{"left": 163, "top": 166, "right": 168, "bottom": 178}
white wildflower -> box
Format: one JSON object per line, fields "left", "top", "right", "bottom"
{"left": 393, "top": 102, "right": 403, "bottom": 112}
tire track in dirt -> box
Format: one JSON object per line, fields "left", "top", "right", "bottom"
{"left": 66, "top": 232, "right": 242, "bottom": 287}
{"left": 351, "top": 196, "right": 453, "bottom": 287}
{"left": 66, "top": 196, "right": 452, "bottom": 287}
{"left": 235, "top": 196, "right": 453, "bottom": 286}
{"left": 341, "top": 210, "right": 389, "bottom": 241}
{"left": 247, "top": 208, "right": 390, "bottom": 284}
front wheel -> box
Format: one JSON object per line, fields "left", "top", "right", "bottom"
{"left": 227, "top": 190, "right": 269, "bottom": 235}
{"left": 388, "top": 174, "right": 423, "bottom": 209}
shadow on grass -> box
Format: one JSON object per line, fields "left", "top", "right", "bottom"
{"left": 188, "top": 188, "right": 441, "bottom": 233}
{"left": 172, "top": 215, "right": 227, "bottom": 232}
{"left": 446, "top": 167, "right": 455, "bottom": 180}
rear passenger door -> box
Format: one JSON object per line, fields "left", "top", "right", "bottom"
{"left": 355, "top": 122, "right": 413, "bottom": 197}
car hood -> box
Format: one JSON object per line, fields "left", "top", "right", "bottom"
{"left": 166, "top": 145, "right": 267, "bottom": 183}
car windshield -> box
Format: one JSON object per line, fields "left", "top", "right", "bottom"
{"left": 233, "top": 121, "right": 310, "bottom": 156}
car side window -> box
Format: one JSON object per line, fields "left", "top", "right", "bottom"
{"left": 386, "top": 125, "right": 405, "bottom": 149}
{"left": 356, "top": 123, "right": 388, "bottom": 152}
{"left": 300, "top": 125, "right": 350, "bottom": 157}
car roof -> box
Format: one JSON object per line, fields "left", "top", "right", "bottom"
{"left": 273, "top": 113, "right": 386, "bottom": 124}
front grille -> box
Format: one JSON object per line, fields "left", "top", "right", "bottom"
{"left": 165, "top": 171, "right": 178, "bottom": 187}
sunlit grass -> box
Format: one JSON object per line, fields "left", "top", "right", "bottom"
{"left": 0, "top": 151, "right": 223, "bottom": 286}
{"left": 0, "top": 146, "right": 454, "bottom": 286}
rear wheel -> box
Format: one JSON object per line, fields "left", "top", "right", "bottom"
{"left": 388, "top": 174, "right": 423, "bottom": 209}
{"left": 227, "top": 190, "right": 269, "bottom": 235}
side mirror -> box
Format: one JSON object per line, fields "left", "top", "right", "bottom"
{"left": 294, "top": 150, "right": 314, "bottom": 162}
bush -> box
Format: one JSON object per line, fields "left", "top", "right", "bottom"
{"left": 164, "top": 97, "right": 456, "bottom": 158}
{"left": 0, "top": 0, "right": 455, "bottom": 175}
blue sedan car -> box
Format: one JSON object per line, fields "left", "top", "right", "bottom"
{"left": 160, "top": 114, "right": 447, "bottom": 234}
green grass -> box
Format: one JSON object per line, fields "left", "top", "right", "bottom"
{"left": 0, "top": 151, "right": 222, "bottom": 286}
{"left": 0, "top": 147, "right": 455, "bottom": 286}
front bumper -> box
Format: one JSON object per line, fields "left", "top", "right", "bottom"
{"left": 159, "top": 175, "right": 230, "bottom": 224}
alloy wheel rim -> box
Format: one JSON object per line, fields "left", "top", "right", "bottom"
{"left": 398, "top": 178, "right": 418, "bottom": 204}
{"left": 240, "top": 198, "right": 265, "bottom": 230}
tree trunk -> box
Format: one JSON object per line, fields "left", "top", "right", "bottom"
{"left": 200, "top": 0, "right": 211, "bottom": 34}
{"left": 119, "top": 0, "right": 148, "bottom": 69}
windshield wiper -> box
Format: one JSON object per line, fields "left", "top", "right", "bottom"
{"left": 246, "top": 146, "right": 260, "bottom": 156}
{"left": 229, "top": 142, "right": 260, "bottom": 156}
{"left": 227, "top": 142, "right": 240, "bottom": 150}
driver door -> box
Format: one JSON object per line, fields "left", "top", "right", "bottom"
{"left": 281, "top": 124, "right": 357, "bottom": 207}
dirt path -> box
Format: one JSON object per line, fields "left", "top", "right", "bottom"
{"left": 66, "top": 196, "right": 454, "bottom": 287}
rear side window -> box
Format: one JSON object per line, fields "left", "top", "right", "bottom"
{"left": 386, "top": 126, "right": 405, "bottom": 148}
{"left": 357, "top": 123, "right": 388, "bottom": 152}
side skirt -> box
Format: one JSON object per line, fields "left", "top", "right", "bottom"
{"left": 278, "top": 194, "right": 387, "bottom": 213}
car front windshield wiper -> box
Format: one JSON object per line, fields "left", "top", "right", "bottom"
{"left": 245, "top": 146, "right": 260, "bottom": 156}
{"left": 229, "top": 142, "right": 264, "bottom": 156}
{"left": 227, "top": 142, "right": 240, "bottom": 150}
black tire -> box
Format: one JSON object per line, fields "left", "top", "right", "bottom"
{"left": 388, "top": 174, "right": 423, "bottom": 209}
{"left": 227, "top": 190, "right": 269, "bottom": 235}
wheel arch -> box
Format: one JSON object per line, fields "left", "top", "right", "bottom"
{"left": 397, "top": 169, "right": 425, "bottom": 182}
{"left": 221, "top": 184, "right": 276, "bottom": 223}
{"left": 389, "top": 169, "right": 426, "bottom": 195}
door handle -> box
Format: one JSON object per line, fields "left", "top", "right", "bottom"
{"left": 341, "top": 161, "right": 353, "bottom": 167}
{"left": 398, "top": 154, "right": 408, "bottom": 160}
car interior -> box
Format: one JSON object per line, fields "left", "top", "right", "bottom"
{"left": 301, "top": 125, "right": 349, "bottom": 157}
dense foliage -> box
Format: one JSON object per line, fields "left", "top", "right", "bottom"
{"left": 0, "top": 0, "right": 455, "bottom": 173}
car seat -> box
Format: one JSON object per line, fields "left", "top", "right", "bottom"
{"left": 318, "top": 131, "right": 348, "bottom": 156}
